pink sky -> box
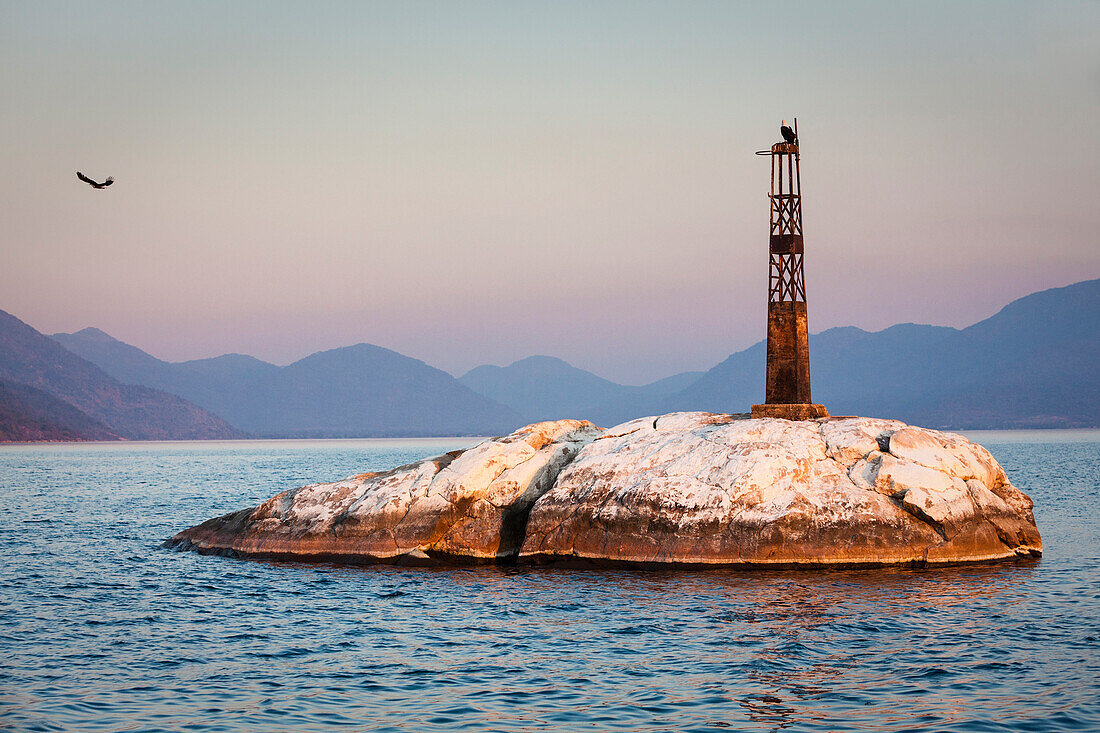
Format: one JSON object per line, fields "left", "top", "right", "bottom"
{"left": 2, "top": 1, "right": 1097, "bottom": 383}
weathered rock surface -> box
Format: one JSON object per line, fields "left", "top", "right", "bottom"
{"left": 520, "top": 413, "right": 1041, "bottom": 566}
{"left": 169, "top": 419, "right": 601, "bottom": 562}
{"left": 168, "top": 413, "right": 1041, "bottom": 568}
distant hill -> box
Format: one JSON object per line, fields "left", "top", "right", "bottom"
{"left": 53, "top": 333, "right": 522, "bottom": 438}
{"left": 458, "top": 326, "right": 1001, "bottom": 428}
{"left": 461, "top": 356, "right": 620, "bottom": 422}
{"left": 462, "top": 280, "right": 1099, "bottom": 429}
{"left": 583, "top": 370, "right": 705, "bottom": 426}
{"left": 52, "top": 328, "right": 280, "bottom": 432}
{"left": 0, "top": 378, "right": 119, "bottom": 442}
{"left": 46, "top": 278, "right": 1100, "bottom": 435}
{"left": 459, "top": 355, "right": 703, "bottom": 424}
{"left": 634, "top": 279, "right": 1100, "bottom": 429}
{"left": 0, "top": 310, "right": 242, "bottom": 440}
{"left": 886, "top": 278, "right": 1100, "bottom": 428}
{"left": 655, "top": 323, "right": 958, "bottom": 419}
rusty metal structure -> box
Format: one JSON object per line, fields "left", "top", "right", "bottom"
{"left": 751, "top": 120, "right": 828, "bottom": 421}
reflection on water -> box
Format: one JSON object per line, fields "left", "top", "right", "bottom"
{"left": 0, "top": 436, "right": 1096, "bottom": 732}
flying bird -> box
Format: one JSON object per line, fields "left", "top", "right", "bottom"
{"left": 77, "top": 172, "right": 114, "bottom": 189}
{"left": 780, "top": 121, "right": 797, "bottom": 145}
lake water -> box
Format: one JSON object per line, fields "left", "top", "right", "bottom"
{"left": 1, "top": 432, "right": 1097, "bottom": 732}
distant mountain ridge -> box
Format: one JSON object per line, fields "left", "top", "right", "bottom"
{"left": 39, "top": 277, "right": 1100, "bottom": 437}
{"left": 632, "top": 279, "right": 1100, "bottom": 429}
{"left": 459, "top": 279, "right": 1100, "bottom": 429}
{"left": 0, "top": 310, "right": 242, "bottom": 440}
{"left": 0, "top": 378, "right": 119, "bottom": 442}
{"left": 458, "top": 355, "right": 701, "bottom": 424}
{"left": 52, "top": 332, "right": 521, "bottom": 438}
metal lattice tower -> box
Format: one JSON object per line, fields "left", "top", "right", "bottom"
{"left": 768, "top": 140, "right": 806, "bottom": 304}
{"left": 751, "top": 120, "right": 828, "bottom": 420}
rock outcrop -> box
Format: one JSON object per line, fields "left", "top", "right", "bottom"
{"left": 170, "top": 420, "right": 600, "bottom": 563}
{"left": 519, "top": 413, "right": 1040, "bottom": 566}
{"left": 168, "top": 413, "right": 1041, "bottom": 568}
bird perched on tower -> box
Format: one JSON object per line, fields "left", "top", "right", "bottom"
{"left": 77, "top": 172, "right": 114, "bottom": 189}
{"left": 780, "top": 120, "right": 797, "bottom": 145}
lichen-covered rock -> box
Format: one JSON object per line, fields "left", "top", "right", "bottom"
{"left": 168, "top": 419, "right": 601, "bottom": 563}
{"left": 168, "top": 412, "right": 1041, "bottom": 568}
{"left": 518, "top": 413, "right": 1041, "bottom": 567}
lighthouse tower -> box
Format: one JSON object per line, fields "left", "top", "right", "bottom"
{"left": 751, "top": 121, "right": 828, "bottom": 420}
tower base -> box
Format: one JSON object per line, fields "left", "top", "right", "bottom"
{"left": 751, "top": 403, "right": 829, "bottom": 421}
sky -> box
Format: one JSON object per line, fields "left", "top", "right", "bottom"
{"left": 1, "top": 1, "right": 1097, "bottom": 384}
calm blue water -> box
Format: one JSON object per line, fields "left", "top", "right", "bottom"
{"left": 1, "top": 432, "right": 1097, "bottom": 732}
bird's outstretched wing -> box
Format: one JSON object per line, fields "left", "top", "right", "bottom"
{"left": 77, "top": 171, "right": 95, "bottom": 185}
{"left": 102, "top": 177, "right": 114, "bottom": 187}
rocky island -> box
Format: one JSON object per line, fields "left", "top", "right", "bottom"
{"left": 168, "top": 412, "right": 1041, "bottom": 568}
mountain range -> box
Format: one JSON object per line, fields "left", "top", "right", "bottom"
{"left": 0, "top": 378, "right": 120, "bottom": 442}
{"left": 661, "top": 278, "right": 1098, "bottom": 429}
{"left": 473, "top": 278, "right": 1100, "bottom": 428}
{"left": 1, "top": 278, "right": 1095, "bottom": 441}
{"left": 458, "top": 356, "right": 703, "bottom": 425}
{"left": 0, "top": 309, "right": 241, "bottom": 441}
{"left": 50, "top": 329, "right": 521, "bottom": 438}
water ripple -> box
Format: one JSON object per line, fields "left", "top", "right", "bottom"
{"left": 0, "top": 436, "right": 1097, "bottom": 731}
